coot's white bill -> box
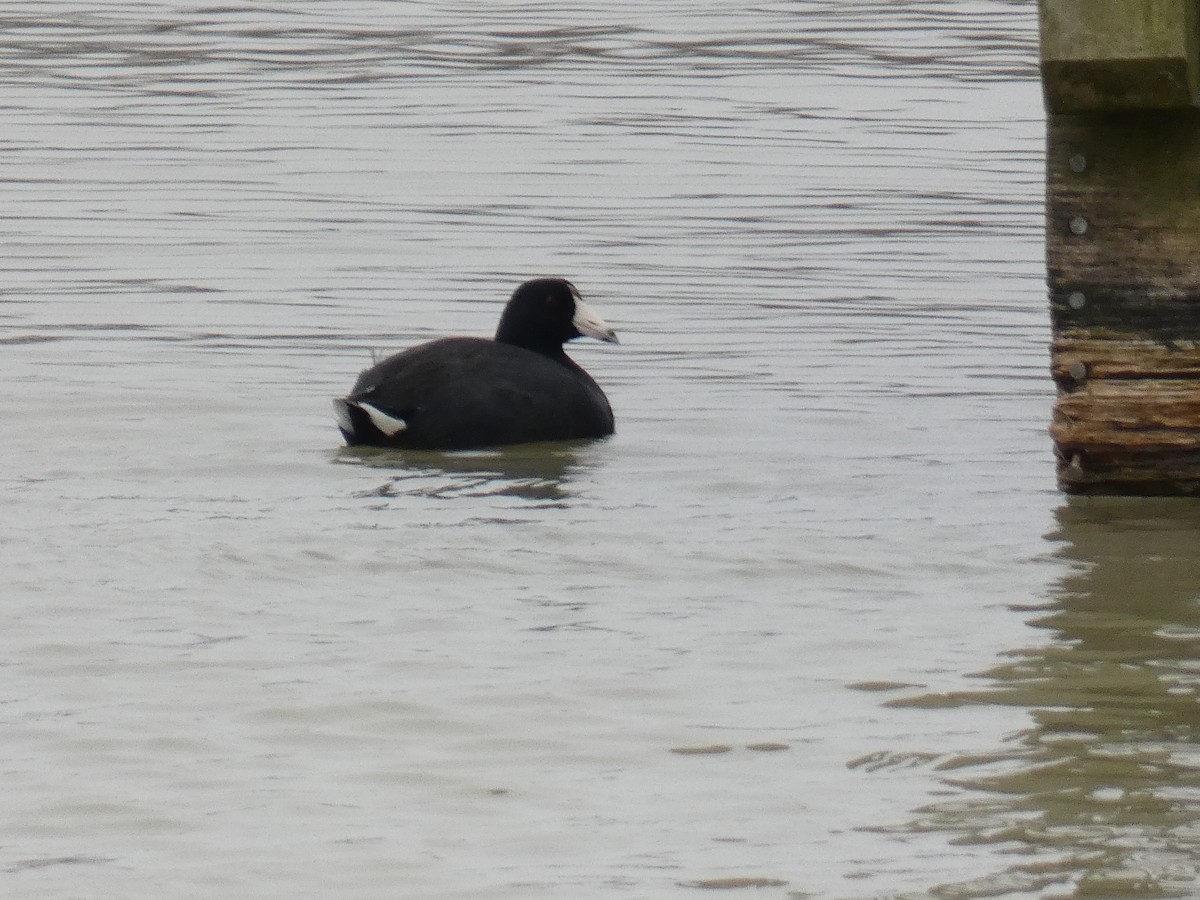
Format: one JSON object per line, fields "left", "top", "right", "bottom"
{"left": 572, "top": 298, "right": 618, "bottom": 344}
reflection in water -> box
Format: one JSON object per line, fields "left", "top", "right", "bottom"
{"left": 888, "top": 500, "right": 1200, "bottom": 898}
{"left": 333, "top": 441, "right": 590, "bottom": 503}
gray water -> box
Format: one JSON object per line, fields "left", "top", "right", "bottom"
{"left": 5, "top": 2, "right": 1200, "bottom": 898}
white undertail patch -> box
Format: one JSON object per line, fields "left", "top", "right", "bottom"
{"left": 357, "top": 401, "right": 408, "bottom": 436}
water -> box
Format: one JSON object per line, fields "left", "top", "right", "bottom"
{"left": 4, "top": 1, "right": 1200, "bottom": 897}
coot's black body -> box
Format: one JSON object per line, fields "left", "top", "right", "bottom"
{"left": 334, "top": 278, "right": 617, "bottom": 450}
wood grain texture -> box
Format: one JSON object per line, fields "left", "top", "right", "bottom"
{"left": 1052, "top": 334, "right": 1200, "bottom": 382}
{"left": 1054, "top": 379, "right": 1200, "bottom": 450}
{"left": 1048, "top": 112, "right": 1200, "bottom": 493}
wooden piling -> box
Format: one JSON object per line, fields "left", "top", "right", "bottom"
{"left": 1040, "top": 0, "right": 1199, "bottom": 112}
{"left": 1041, "top": 0, "right": 1200, "bottom": 493}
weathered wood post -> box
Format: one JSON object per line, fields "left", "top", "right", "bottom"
{"left": 1041, "top": 0, "right": 1200, "bottom": 494}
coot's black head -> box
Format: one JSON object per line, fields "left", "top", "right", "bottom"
{"left": 494, "top": 278, "right": 618, "bottom": 356}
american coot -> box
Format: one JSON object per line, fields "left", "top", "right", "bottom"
{"left": 333, "top": 278, "right": 618, "bottom": 449}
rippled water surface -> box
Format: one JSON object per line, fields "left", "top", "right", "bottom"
{"left": 6, "top": 2, "right": 1200, "bottom": 898}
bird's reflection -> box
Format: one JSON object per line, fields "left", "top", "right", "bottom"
{"left": 887, "top": 497, "right": 1200, "bottom": 897}
{"left": 333, "top": 441, "right": 593, "bottom": 504}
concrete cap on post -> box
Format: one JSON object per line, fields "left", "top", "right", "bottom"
{"left": 1040, "top": 0, "right": 1200, "bottom": 112}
